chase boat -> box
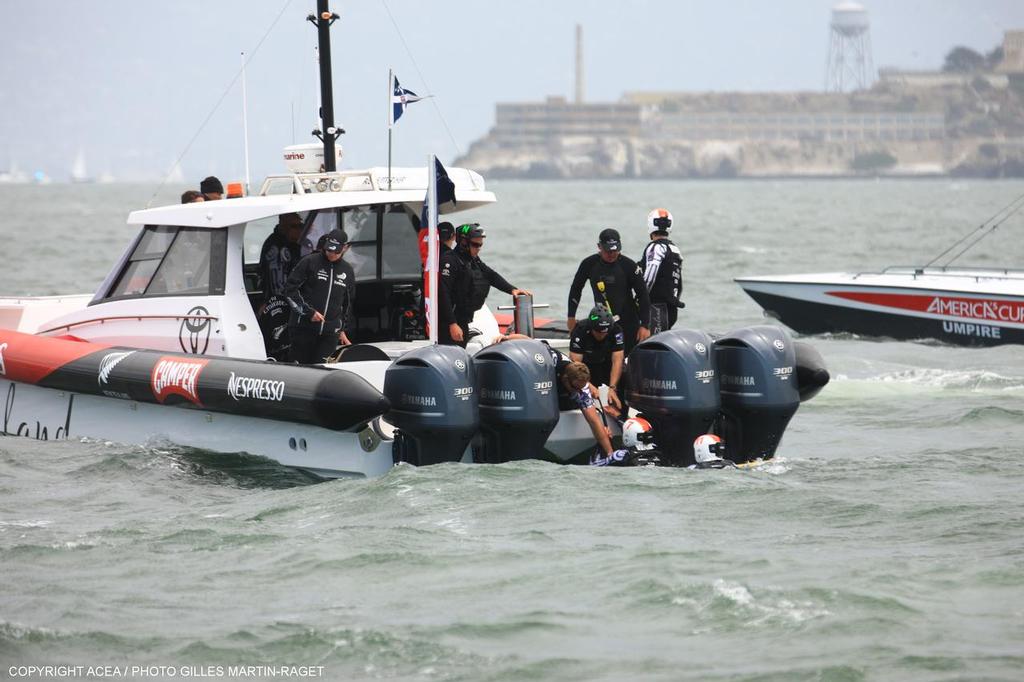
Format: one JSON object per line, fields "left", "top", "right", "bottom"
{"left": 0, "top": 2, "right": 829, "bottom": 478}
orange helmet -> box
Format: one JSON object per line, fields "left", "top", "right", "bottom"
{"left": 693, "top": 433, "right": 725, "bottom": 463}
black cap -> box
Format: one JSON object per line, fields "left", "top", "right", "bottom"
{"left": 200, "top": 176, "right": 224, "bottom": 196}
{"left": 457, "top": 223, "right": 486, "bottom": 241}
{"left": 323, "top": 229, "right": 348, "bottom": 253}
{"left": 438, "top": 221, "right": 455, "bottom": 241}
{"left": 598, "top": 228, "right": 621, "bottom": 252}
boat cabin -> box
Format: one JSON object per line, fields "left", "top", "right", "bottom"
{"left": 37, "top": 166, "right": 496, "bottom": 360}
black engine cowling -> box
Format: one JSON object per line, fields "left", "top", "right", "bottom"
{"left": 383, "top": 345, "right": 478, "bottom": 466}
{"left": 625, "top": 329, "right": 720, "bottom": 466}
{"left": 714, "top": 325, "right": 803, "bottom": 463}
{"left": 473, "top": 339, "right": 560, "bottom": 463}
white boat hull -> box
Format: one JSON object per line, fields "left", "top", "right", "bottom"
{"left": 736, "top": 267, "right": 1024, "bottom": 346}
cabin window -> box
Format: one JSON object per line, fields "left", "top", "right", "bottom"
{"left": 302, "top": 204, "right": 419, "bottom": 281}
{"left": 381, "top": 206, "right": 421, "bottom": 278}
{"left": 106, "top": 225, "right": 226, "bottom": 300}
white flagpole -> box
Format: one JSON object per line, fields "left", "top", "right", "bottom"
{"left": 387, "top": 69, "right": 394, "bottom": 191}
{"left": 241, "top": 51, "right": 251, "bottom": 195}
{"left": 426, "top": 154, "right": 439, "bottom": 343}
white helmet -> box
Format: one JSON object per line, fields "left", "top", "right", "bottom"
{"left": 622, "top": 417, "right": 656, "bottom": 451}
{"left": 693, "top": 434, "right": 725, "bottom": 463}
{"left": 647, "top": 208, "right": 673, "bottom": 235}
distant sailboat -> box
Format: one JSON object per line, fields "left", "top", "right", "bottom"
{"left": 71, "top": 148, "right": 93, "bottom": 183}
{"left": 0, "top": 158, "right": 30, "bottom": 184}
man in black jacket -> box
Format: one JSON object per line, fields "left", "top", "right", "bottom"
{"left": 284, "top": 229, "right": 355, "bottom": 364}
{"left": 639, "top": 208, "right": 684, "bottom": 332}
{"left": 438, "top": 223, "right": 528, "bottom": 346}
{"left": 567, "top": 228, "right": 651, "bottom": 355}
{"left": 257, "top": 212, "right": 303, "bottom": 360}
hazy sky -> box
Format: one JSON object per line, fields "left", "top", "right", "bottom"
{"left": 1, "top": 1, "right": 1022, "bottom": 184}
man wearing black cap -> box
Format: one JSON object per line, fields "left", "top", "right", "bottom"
{"left": 200, "top": 176, "right": 224, "bottom": 201}
{"left": 438, "top": 223, "right": 529, "bottom": 346}
{"left": 569, "top": 305, "right": 625, "bottom": 417}
{"left": 283, "top": 229, "right": 356, "bottom": 363}
{"left": 567, "top": 228, "right": 651, "bottom": 356}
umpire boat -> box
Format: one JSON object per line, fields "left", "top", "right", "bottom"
{"left": 736, "top": 193, "right": 1024, "bottom": 347}
{"left": 0, "top": 1, "right": 829, "bottom": 478}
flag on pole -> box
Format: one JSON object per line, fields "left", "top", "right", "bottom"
{"left": 390, "top": 73, "right": 426, "bottom": 127}
{"left": 423, "top": 156, "right": 456, "bottom": 343}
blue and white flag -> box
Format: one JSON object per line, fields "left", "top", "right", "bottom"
{"left": 423, "top": 155, "right": 456, "bottom": 343}
{"left": 390, "top": 73, "right": 426, "bottom": 127}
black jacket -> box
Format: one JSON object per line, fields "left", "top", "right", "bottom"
{"left": 639, "top": 237, "right": 683, "bottom": 306}
{"left": 284, "top": 252, "right": 355, "bottom": 333}
{"left": 259, "top": 228, "right": 301, "bottom": 305}
{"left": 440, "top": 246, "right": 516, "bottom": 325}
{"left": 567, "top": 253, "right": 650, "bottom": 327}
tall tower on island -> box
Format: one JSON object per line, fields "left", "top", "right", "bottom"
{"left": 575, "top": 24, "right": 585, "bottom": 103}
{"left": 825, "top": 2, "right": 874, "bottom": 92}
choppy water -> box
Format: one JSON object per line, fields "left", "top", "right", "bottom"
{"left": 2, "top": 180, "right": 1024, "bottom": 681}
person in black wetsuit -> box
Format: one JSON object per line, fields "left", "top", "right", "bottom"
{"left": 284, "top": 229, "right": 355, "bottom": 364}
{"left": 438, "top": 223, "right": 529, "bottom": 347}
{"left": 639, "top": 208, "right": 685, "bottom": 333}
{"left": 569, "top": 305, "right": 625, "bottom": 417}
{"left": 567, "top": 228, "right": 651, "bottom": 356}
{"left": 258, "top": 212, "right": 304, "bottom": 360}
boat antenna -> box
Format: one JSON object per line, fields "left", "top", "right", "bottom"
{"left": 307, "top": 1, "right": 344, "bottom": 172}
{"left": 144, "top": 0, "right": 295, "bottom": 207}
{"left": 924, "top": 189, "right": 1024, "bottom": 267}
{"left": 241, "top": 51, "right": 252, "bottom": 196}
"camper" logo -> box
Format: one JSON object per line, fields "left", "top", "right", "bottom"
{"left": 151, "top": 357, "right": 209, "bottom": 405}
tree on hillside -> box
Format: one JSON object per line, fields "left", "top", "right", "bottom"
{"left": 986, "top": 46, "right": 1005, "bottom": 70}
{"left": 943, "top": 46, "right": 986, "bottom": 73}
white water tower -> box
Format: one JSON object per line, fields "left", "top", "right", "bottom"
{"left": 825, "top": 2, "right": 874, "bottom": 92}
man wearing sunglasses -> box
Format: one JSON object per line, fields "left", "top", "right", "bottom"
{"left": 567, "top": 228, "right": 651, "bottom": 356}
{"left": 438, "top": 223, "right": 529, "bottom": 346}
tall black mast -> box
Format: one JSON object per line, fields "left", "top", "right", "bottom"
{"left": 308, "top": 1, "right": 341, "bottom": 172}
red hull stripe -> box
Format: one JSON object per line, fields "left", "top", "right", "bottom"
{"left": 0, "top": 329, "right": 110, "bottom": 385}
{"left": 828, "top": 291, "right": 1024, "bottom": 324}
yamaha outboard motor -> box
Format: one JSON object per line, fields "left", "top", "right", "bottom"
{"left": 794, "top": 340, "right": 830, "bottom": 402}
{"left": 383, "top": 345, "right": 477, "bottom": 466}
{"left": 625, "top": 329, "right": 720, "bottom": 466}
{"left": 714, "top": 325, "right": 803, "bottom": 464}
{"left": 474, "top": 339, "right": 559, "bottom": 463}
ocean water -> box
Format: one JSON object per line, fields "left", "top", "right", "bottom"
{"left": 2, "top": 179, "right": 1024, "bottom": 681}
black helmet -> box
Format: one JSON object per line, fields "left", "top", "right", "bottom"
{"left": 457, "top": 222, "right": 486, "bottom": 243}
{"left": 587, "top": 305, "right": 614, "bottom": 332}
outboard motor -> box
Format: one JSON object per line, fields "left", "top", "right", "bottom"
{"left": 474, "top": 339, "right": 559, "bottom": 463}
{"left": 794, "top": 340, "right": 830, "bottom": 402}
{"left": 625, "top": 329, "right": 720, "bottom": 466}
{"left": 383, "top": 345, "right": 477, "bottom": 466}
{"left": 714, "top": 325, "right": 803, "bottom": 464}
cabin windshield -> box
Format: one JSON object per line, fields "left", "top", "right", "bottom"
{"left": 101, "top": 225, "right": 226, "bottom": 301}
{"left": 242, "top": 203, "right": 426, "bottom": 344}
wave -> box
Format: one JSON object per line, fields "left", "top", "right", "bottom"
{"left": 866, "top": 368, "right": 1024, "bottom": 392}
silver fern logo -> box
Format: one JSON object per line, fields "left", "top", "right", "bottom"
{"left": 97, "top": 351, "right": 136, "bottom": 386}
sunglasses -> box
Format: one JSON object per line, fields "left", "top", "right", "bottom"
{"left": 469, "top": 241, "right": 484, "bottom": 248}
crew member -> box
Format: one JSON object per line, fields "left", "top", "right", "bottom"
{"left": 567, "top": 228, "right": 651, "bottom": 356}
{"left": 180, "top": 190, "right": 204, "bottom": 204}
{"left": 639, "top": 208, "right": 684, "bottom": 332}
{"left": 438, "top": 223, "right": 529, "bottom": 346}
{"left": 689, "top": 434, "right": 736, "bottom": 470}
{"left": 284, "top": 229, "right": 355, "bottom": 364}
{"left": 258, "top": 212, "right": 304, "bottom": 360}
{"left": 540, "top": 342, "right": 623, "bottom": 463}
{"left": 569, "top": 305, "right": 625, "bottom": 417}
{"left": 200, "top": 176, "right": 224, "bottom": 201}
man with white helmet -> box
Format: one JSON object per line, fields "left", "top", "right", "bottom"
{"left": 689, "top": 434, "right": 736, "bottom": 469}
{"left": 639, "top": 208, "right": 685, "bottom": 333}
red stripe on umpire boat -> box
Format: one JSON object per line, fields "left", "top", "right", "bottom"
{"left": 828, "top": 291, "right": 1024, "bottom": 324}
{"left": 0, "top": 329, "right": 110, "bottom": 385}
